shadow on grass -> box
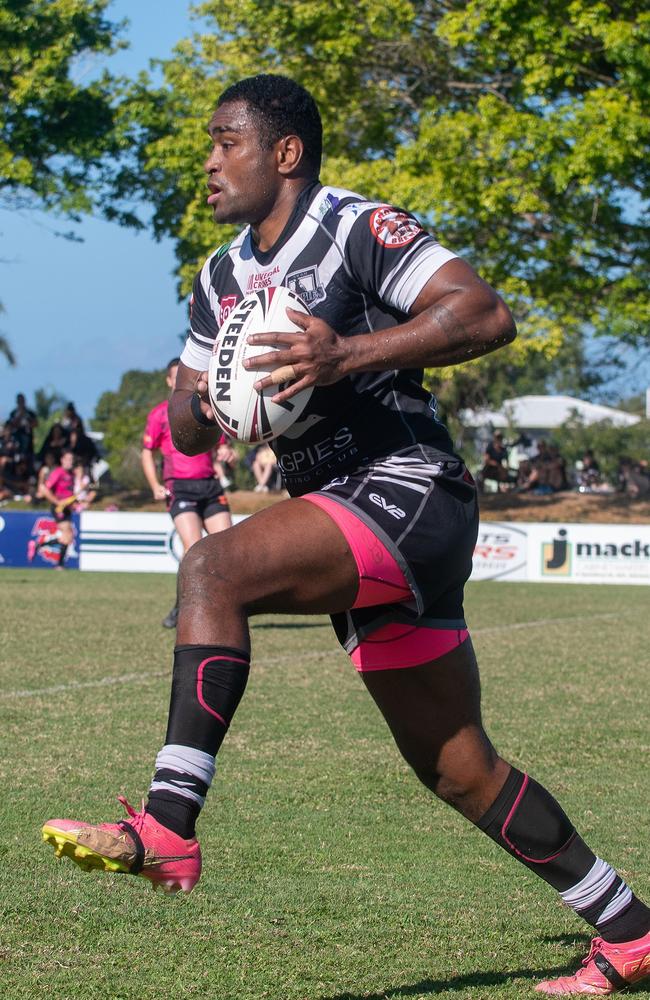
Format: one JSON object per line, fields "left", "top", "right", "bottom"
{"left": 541, "top": 932, "right": 591, "bottom": 947}
{"left": 319, "top": 959, "right": 588, "bottom": 999}
{"left": 252, "top": 621, "right": 329, "bottom": 630}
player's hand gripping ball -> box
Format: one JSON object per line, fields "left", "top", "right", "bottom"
{"left": 207, "top": 286, "right": 313, "bottom": 443}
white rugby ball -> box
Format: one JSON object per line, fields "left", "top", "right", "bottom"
{"left": 208, "top": 286, "right": 313, "bottom": 443}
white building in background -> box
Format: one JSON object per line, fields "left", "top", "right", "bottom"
{"left": 461, "top": 394, "right": 641, "bottom": 441}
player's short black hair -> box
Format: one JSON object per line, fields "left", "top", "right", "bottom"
{"left": 217, "top": 74, "right": 322, "bottom": 175}
{"left": 166, "top": 357, "right": 181, "bottom": 373}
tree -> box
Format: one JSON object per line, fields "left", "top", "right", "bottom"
{"left": 122, "top": 0, "right": 650, "bottom": 408}
{"left": 0, "top": 303, "right": 15, "bottom": 364}
{"left": 93, "top": 368, "right": 167, "bottom": 488}
{"left": 0, "top": 0, "right": 139, "bottom": 366}
{"left": 0, "top": 0, "right": 137, "bottom": 224}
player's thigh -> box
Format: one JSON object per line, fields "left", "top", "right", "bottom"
{"left": 173, "top": 511, "right": 204, "bottom": 552}
{"left": 203, "top": 510, "right": 231, "bottom": 534}
{"left": 181, "top": 497, "right": 359, "bottom": 614}
{"left": 361, "top": 638, "right": 492, "bottom": 766}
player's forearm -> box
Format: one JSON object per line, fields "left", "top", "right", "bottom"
{"left": 140, "top": 450, "right": 161, "bottom": 493}
{"left": 342, "top": 294, "right": 516, "bottom": 375}
{"left": 169, "top": 389, "right": 222, "bottom": 457}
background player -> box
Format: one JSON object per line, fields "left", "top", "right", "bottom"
{"left": 29, "top": 448, "right": 77, "bottom": 567}
{"left": 44, "top": 76, "right": 650, "bottom": 996}
{"left": 142, "top": 357, "right": 235, "bottom": 627}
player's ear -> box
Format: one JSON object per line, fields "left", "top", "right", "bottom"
{"left": 277, "top": 134, "right": 304, "bottom": 175}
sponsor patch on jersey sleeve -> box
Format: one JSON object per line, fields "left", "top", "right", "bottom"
{"left": 218, "top": 294, "right": 238, "bottom": 327}
{"left": 369, "top": 206, "right": 423, "bottom": 248}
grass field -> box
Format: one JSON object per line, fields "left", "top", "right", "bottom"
{"left": 1, "top": 570, "right": 648, "bottom": 1000}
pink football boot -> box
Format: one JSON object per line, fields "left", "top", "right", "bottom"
{"left": 535, "top": 930, "right": 650, "bottom": 995}
{"left": 42, "top": 796, "right": 201, "bottom": 894}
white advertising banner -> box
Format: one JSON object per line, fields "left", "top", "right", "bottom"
{"left": 525, "top": 522, "right": 650, "bottom": 586}
{"left": 75, "top": 513, "right": 650, "bottom": 585}
{"left": 471, "top": 522, "right": 528, "bottom": 581}
{"left": 79, "top": 511, "right": 245, "bottom": 573}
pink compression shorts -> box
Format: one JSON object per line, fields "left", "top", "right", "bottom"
{"left": 303, "top": 493, "right": 468, "bottom": 671}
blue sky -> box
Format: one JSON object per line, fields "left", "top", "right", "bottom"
{"left": 1, "top": 1, "right": 198, "bottom": 424}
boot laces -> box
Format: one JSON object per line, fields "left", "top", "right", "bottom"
{"left": 116, "top": 795, "right": 147, "bottom": 836}
{"left": 582, "top": 938, "right": 604, "bottom": 969}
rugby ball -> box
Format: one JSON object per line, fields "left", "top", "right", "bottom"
{"left": 207, "top": 286, "right": 313, "bottom": 443}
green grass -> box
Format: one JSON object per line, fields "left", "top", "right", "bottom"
{"left": 0, "top": 570, "right": 648, "bottom": 1000}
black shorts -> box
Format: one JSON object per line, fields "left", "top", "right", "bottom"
{"left": 51, "top": 505, "right": 73, "bottom": 523}
{"left": 307, "top": 446, "right": 479, "bottom": 652}
{"left": 166, "top": 478, "right": 230, "bottom": 521}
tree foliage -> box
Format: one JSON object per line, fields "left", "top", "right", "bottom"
{"left": 552, "top": 416, "right": 650, "bottom": 481}
{"left": 121, "top": 0, "right": 650, "bottom": 407}
{"left": 93, "top": 368, "right": 166, "bottom": 488}
{"left": 0, "top": 0, "right": 137, "bottom": 224}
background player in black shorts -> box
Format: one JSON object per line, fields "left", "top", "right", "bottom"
{"left": 142, "top": 357, "right": 235, "bottom": 627}
{"left": 45, "top": 76, "right": 650, "bottom": 995}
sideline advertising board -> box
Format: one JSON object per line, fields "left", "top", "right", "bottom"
{"left": 0, "top": 510, "right": 80, "bottom": 569}
{"left": 470, "top": 521, "right": 528, "bottom": 582}
{"left": 526, "top": 522, "right": 650, "bottom": 586}
{"left": 1, "top": 512, "right": 648, "bottom": 585}
{"left": 79, "top": 511, "right": 246, "bottom": 573}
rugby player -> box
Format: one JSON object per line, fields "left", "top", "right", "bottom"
{"left": 142, "top": 357, "right": 234, "bottom": 627}
{"left": 43, "top": 75, "right": 650, "bottom": 995}
{"left": 29, "top": 448, "right": 77, "bottom": 567}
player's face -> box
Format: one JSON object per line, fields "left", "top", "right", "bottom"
{"left": 204, "top": 100, "right": 281, "bottom": 226}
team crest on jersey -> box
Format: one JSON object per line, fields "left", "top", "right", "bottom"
{"left": 218, "top": 295, "right": 238, "bottom": 326}
{"left": 370, "top": 206, "right": 422, "bottom": 248}
{"left": 286, "top": 266, "right": 325, "bottom": 306}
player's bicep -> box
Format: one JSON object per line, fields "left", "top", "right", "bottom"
{"left": 409, "top": 258, "right": 496, "bottom": 316}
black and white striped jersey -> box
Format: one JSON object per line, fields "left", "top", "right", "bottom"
{"left": 181, "top": 181, "right": 460, "bottom": 495}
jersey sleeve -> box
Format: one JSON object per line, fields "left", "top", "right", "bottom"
{"left": 181, "top": 261, "right": 219, "bottom": 371}
{"left": 343, "top": 204, "right": 457, "bottom": 315}
{"left": 142, "top": 405, "right": 163, "bottom": 451}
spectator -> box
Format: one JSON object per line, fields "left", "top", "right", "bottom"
{"left": 576, "top": 449, "right": 602, "bottom": 492}
{"left": 1, "top": 456, "right": 35, "bottom": 500}
{"left": 619, "top": 457, "right": 650, "bottom": 498}
{"left": 37, "top": 422, "right": 69, "bottom": 464}
{"left": 68, "top": 426, "right": 99, "bottom": 466}
{"left": 72, "top": 458, "right": 97, "bottom": 511}
{"left": 516, "top": 440, "right": 568, "bottom": 494}
{"left": 250, "top": 443, "right": 280, "bottom": 492}
{"left": 61, "top": 402, "right": 83, "bottom": 433}
{"left": 479, "top": 431, "right": 510, "bottom": 491}
{"left": 546, "top": 444, "right": 568, "bottom": 492}
{"left": 35, "top": 450, "right": 58, "bottom": 501}
{"left": 0, "top": 422, "right": 19, "bottom": 470}
{"left": 8, "top": 392, "right": 38, "bottom": 467}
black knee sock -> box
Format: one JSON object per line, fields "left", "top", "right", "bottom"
{"left": 477, "top": 768, "right": 650, "bottom": 942}
{"left": 147, "top": 644, "right": 250, "bottom": 838}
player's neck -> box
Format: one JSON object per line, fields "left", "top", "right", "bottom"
{"left": 251, "top": 178, "right": 314, "bottom": 252}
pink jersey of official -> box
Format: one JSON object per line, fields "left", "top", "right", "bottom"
{"left": 46, "top": 466, "right": 75, "bottom": 499}
{"left": 143, "top": 400, "right": 219, "bottom": 481}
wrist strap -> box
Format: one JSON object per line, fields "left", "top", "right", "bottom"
{"left": 191, "top": 393, "right": 214, "bottom": 427}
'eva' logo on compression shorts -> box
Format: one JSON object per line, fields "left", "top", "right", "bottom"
{"left": 369, "top": 493, "right": 407, "bottom": 519}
